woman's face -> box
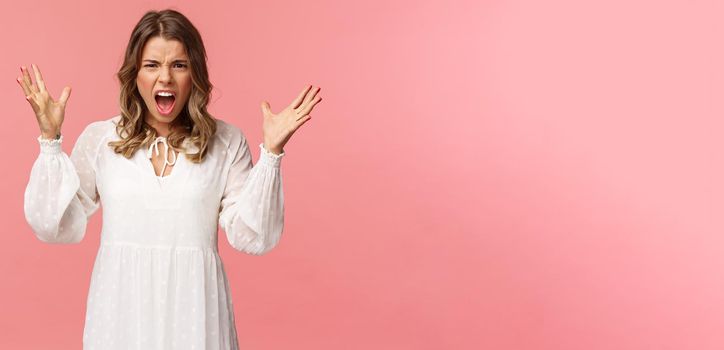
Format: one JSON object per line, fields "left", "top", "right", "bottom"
{"left": 136, "top": 36, "right": 192, "bottom": 129}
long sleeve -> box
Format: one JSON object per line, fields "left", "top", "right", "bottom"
{"left": 218, "top": 129, "right": 285, "bottom": 256}
{"left": 23, "top": 123, "right": 103, "bottom": 244}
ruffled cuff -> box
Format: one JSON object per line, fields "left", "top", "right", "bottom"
{"left": 38, "top": 134, "right": 63, "bottom": 155}
{"left": 257, "top": 143, "right": 284, "bottom": 168}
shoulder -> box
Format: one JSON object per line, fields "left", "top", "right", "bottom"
{"left": 80, "top": 115, "right": 119, "bottom": 138}
{"left": 70, "top": 116, "right": 119, "bottom": 164}
{"left": 213, "top": 118, "right": 249, "bottom": 149}
{"left": 75, "top": 115, "right": 119, "bottom": 148}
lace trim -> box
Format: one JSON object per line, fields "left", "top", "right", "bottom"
{"left": 258, "top": 143, "right": 284, "bottom": 168}
{"left": 259, "top": 143, "right": 285, "bottom": 159}
{"left": 37, "top": 134, "right": 63, "bottom": 146}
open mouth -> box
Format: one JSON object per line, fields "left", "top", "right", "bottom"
{"left": 154, "top": 91, "right": 176, "bottom": 115}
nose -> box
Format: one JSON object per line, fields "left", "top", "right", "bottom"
{"left": 158, "top": 65, "right": 173, "bottom": 84}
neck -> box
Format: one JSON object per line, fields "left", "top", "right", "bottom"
{"left": 145, "top": 113, "right": 174, "bottom": 137}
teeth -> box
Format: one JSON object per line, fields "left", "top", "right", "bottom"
{"left": 156, "top": 91, "right": 174, "bottom": 97}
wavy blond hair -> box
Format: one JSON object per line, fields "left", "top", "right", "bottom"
{"left": 108, "top": 8, "right": 216, "bottom": 163}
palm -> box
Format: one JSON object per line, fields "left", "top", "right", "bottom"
{"left": 36, "top": 93, "right": 66, "bottom": 126}
{"left": 17, "top": 64, "right": 71, "bottom": 136}
{"left": 261, "top": 85, "right": 322, "bottom": 154}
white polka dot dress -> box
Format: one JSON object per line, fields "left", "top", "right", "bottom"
{"left": 23, "top": 115, "right": 285, "bottom": 349}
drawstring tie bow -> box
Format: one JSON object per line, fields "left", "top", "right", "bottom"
{"left": 147, "top": 136, "right": 177, "bottom": 177}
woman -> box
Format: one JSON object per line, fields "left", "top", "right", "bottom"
{"left": 18, "top": 9, "right": 320, "bottom": 349}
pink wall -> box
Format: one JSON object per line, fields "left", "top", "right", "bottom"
{"left": 2, "top": 0, "right": 724, "bottom": 348}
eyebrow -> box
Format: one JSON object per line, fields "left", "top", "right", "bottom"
{"left": 142, "top": 59, "right": 189, "bottom": 63}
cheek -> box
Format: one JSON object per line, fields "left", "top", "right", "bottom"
{"left": 136, "top": 76, "right": 153, "bottom": 96}
{"left": 180, "top": 77, "right": 193, "bottom": 100}
{"left": 180, "top": 75, "right": 192, "bottom": 89}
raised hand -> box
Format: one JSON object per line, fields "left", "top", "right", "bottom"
{"left": 16, "top": 64, "right": 72, "bottom": 139}
{"left": 261, "top": 85, "right": 322, "bottom": 155}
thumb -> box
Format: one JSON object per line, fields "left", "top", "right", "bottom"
{"left": 59, "top": 86, "right": 71, "bottom": 105}
{"left": 261, "top": 101, "right": 272, "bottom": 117}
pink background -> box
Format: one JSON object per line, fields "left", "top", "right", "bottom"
{"left": 1, "top": 0, "right": 724, "bottom": 349}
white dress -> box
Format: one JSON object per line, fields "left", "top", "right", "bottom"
{"left": 23, "top": 115, "right": 285, "bottom": 350}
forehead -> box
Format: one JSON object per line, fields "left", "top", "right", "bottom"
{"left": 141, "top": 36, "right": 188, "bottom": 59}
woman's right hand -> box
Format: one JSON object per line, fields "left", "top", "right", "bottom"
{"left": 16, "top": 64, "right": 72, "bottom": 139}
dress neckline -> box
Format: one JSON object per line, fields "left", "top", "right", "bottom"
{"left": 147, "top": 136, "right": 179, "bottom": 179}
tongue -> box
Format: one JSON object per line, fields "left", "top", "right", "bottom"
{"left": 156, "top": 96, "right": 175, "bottom": 110}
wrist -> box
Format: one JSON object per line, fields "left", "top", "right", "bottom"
{"left": 40, "top": 130, "right": 61, "bottom": 140}
{"left": 263, "top": 143, "right": 283, "bottom": 155}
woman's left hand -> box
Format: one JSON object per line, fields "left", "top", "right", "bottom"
{"left": 261, "top": 85, "right": 322, "bottom": 155}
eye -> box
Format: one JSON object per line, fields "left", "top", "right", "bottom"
{"left": 142, "top": 63, "right": 186, "bottom": 69}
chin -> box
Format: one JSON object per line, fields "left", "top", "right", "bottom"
{"left": 156, "top": 111, "right": 179, "bottom": 120}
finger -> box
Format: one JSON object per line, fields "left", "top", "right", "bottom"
{"left": 298, "top": 95, "right": 322, "bottom": 117}
{"left": 297, "top": 86, "right": 320, "bottom": 112}
{"left": 58, "top": 86, "right": 72, "bottom": 105}
{"left": 294, "top": 115, "right": 312, "bottom": 129}
{"left": 21, "top": 66, "right": 37, "bottom": 94}
{"left": 17, "top": 66, "right": 32, "bottom": 95}
{"left": 31, "top": 64, "right": 47, "bottom": 92}
{"left": 16, "top": 75, "right": 31, "bottom": 97}
{"left": 291, "top": 85, "right": 312, "bottom": 109}
{"left": 261, "top": 101, "right": 273, "bottom": 117}
{"left": 296, "top": 86, "right": 320, "bottom": 115}
{"left": 25, "top": 93, "right": 40, "bottom": 113}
